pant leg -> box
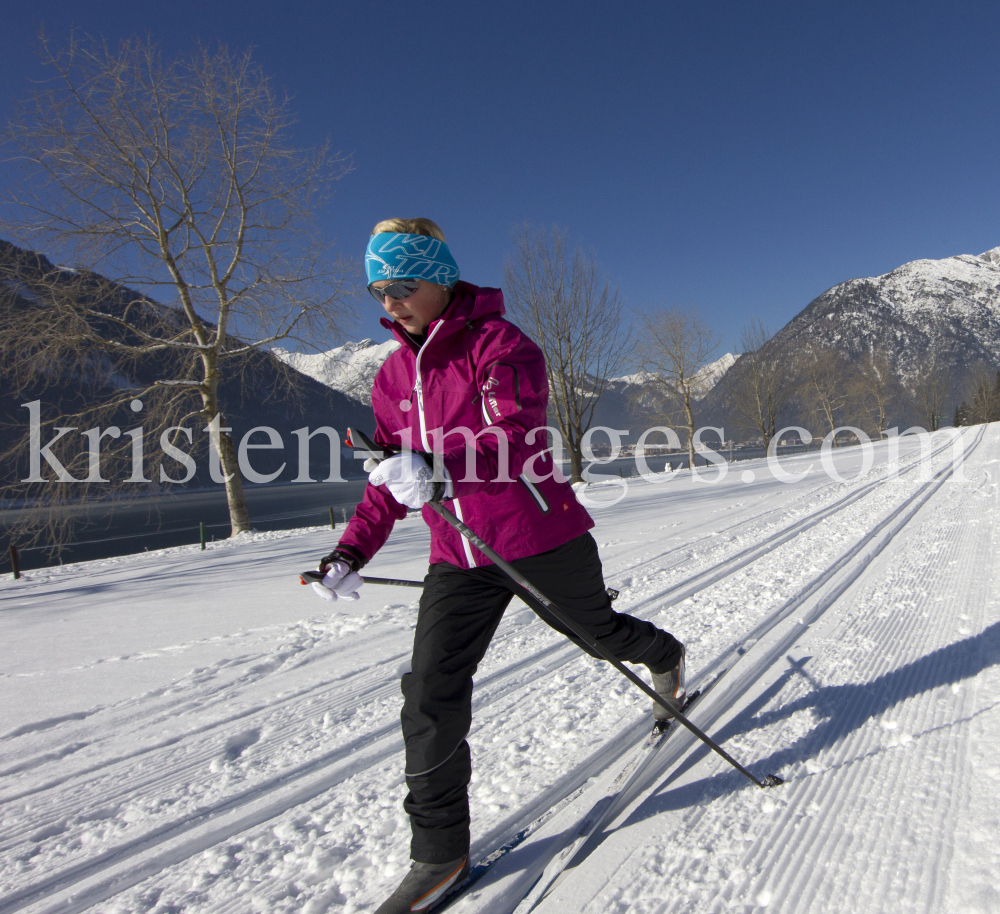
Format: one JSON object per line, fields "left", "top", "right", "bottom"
{"left": 509, "top": 532, "right": 683, "bottom": 674}
{"left": 401, "top": 562, "right": 513, "bottom": 864}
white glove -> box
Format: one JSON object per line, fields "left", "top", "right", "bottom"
{"left": 369, "top": 452, "right": 453, "bottom": 509}
{"left": 311, "top": 560, "right": 364, "bottom": 602}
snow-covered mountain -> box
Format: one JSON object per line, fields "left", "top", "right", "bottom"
{"left": 281, "top": 334, "right": 735, "bottom": 426}
{"left": 691, "top": 351, "right": 737, "bottom": 395}
{"left": 772, "top": 246, "right": 1000, "bottom": 383}
{"left": 610, "top": 352, "right": 736, "bottom": 400}
{"left": 273, "top": 339, "right": 400, "bottom": 405}
{"left": 0, "top": 239, "right": 374, "bottom": 486}
{"left": 591, "top": 352, "right": 736, "bottom": 427}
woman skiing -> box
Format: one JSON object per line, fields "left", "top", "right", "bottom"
{"left": 312, "top": 218, "right": 685, "bottom": 913}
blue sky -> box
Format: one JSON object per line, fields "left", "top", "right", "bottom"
{"left": 2, "top": 1, "right": 999, "bottom": 356}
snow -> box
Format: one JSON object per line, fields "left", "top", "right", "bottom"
{"left": 273, "top": 340, "right": 400, "bottom": 405}
{"left": 610, "top": 353, "right": 736, "bottom": 400}
{"left": 979, "top": 246, "right": 1000, "bottom": 268}
{"left": 779, "top": 243, "right": 1000, "bottom": 386}
{"left": 691, "top": 351, "right": 736, "bottom": 395}
{"left": 841, "top": 244, "right": 1000, "bottom": 327}
{"left": 1, "top": 425, "right": 998, "bottom": 914}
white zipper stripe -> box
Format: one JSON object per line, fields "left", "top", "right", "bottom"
{"left": 413, "top": 320, "right": 445, "bottom": 453}
{"left": 414, "top": 318, "right": 474, "bottom": 568}
{"left": 452, "top": 498, "right": 476, "bottom": 568}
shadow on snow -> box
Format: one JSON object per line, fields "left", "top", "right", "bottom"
{"left": 617, "top": 618, "right": 1000, "bottom": 828}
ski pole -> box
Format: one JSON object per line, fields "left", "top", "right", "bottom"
{"left": 299, "top": 571, "right": 424, "bottom": 589}
{"left": 347, "top": 428, "right": 782, "bottom": 790}
{"left": 363, "top": 575, "right": 424, "bottom": 589}
{"left": 299, "top": 570, "right": 619, "bottom": 600}
{"left": 426, "top": 501, "right": 781, "bottom": 789}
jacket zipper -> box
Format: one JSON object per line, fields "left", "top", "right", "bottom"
{"left": 413, "top": 320, "right": 445, "bottom": 453}
{"left": 413, "top": 320, "right": 475, "bottom": 567}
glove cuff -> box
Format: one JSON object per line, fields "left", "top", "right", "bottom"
{"left": 321, "top": 545, "right": 367, "bottom": 573}
{"left": 417, "top": 452, "right": 451, "bottom": 502}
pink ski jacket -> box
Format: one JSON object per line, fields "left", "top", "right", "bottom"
{"left": 336, "top": 281, "right": 594, "bottom": 569}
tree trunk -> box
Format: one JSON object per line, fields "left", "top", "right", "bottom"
{"left": 201, "top": 369, "right": 252, "bottom": 535}
{"left": 823, "top": 402, "right": 838, "bottom": 445}
{"left": 217, "top": 425, "right": 251, "bottom": 533}
{"left": 568, "top": 441, "right": 584, "bottom": 484}
{"left": 684, "top": 389, "right": 696, "bottom": 468}
{"left": 761, "top": 420, "right": 772, "bottom": 452}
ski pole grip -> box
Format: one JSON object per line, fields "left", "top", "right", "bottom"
{"left": 346, "top": 427, "right": 400, "bottom": 462}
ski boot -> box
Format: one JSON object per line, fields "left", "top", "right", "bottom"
{"left": 650, "top": 646, "right": 686, "bottom": 723}
{"left": 374, "top": 855, "right": 469, "bottom": 913}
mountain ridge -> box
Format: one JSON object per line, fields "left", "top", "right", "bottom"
{"left": 771, "top": 245, "right": 1000, "bottom": 382}
{"left": 0, "top": 238, "right": 374, "bottom": 486}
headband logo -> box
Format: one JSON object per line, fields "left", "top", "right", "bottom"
{"left": 366, "top": 233, "right": 459, "bottom": 285}
{"left": 374, "top": 235, "right": 443, "bottom": 259}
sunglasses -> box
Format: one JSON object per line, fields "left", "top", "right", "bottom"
{"left": 368, "top": 279, "right": 420, "bottom": 303}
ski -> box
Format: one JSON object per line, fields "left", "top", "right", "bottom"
{"left": 514, "top": 671, "right": 728, "bottom": 912}
{"left": 612, "top": 687, "right": 705, "bottom": 785}
{"left": 435, "top": 800, "right": 570, "bottom": 911}
{"left": 439, "top": 673, "right": 724, "bottom": 911}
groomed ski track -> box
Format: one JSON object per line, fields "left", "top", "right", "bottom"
{"left": 469, "top": 425, "right": 989, "bottom": 913}
{"left": 1, "top": 427, "right": 997, "bottom": 913}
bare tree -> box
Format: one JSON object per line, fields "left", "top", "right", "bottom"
{"left": 848, "top": 348, "right": 902, "bottom": 438}
{"left": 723, "top": 319, "right": 794, "bottom": 450}
{"left": 2, "top": 34, "right": 352, "bottom": 537}
{"left": 503, "top": 225, "right": 631, "bottom": 482}
{"left": 634, "top": 306, "right": 719, "bottom": 467}
{"left": 797, "top": 342, "right": 851, "bottom": 444}
{"left": 964, "top": 362, "right": 1000, "bottom": 425}
{"left": 911, "top": 357, "right": 950, "bottom": 431}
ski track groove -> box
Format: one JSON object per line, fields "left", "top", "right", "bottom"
{"left": 604, "top": 466, "right": 847, "bottom": 583}
{"left": 0, "top": 432, "right": 976, "bottom": 914}
{"left": 618, "top": 433, "right": 960, "bottom": 623}
{"left": 0, "top": 647, "right": 417, "bottom": 841}
{"left": 0, "top": 616, "right": 582, "bottom": 825}
{"left": 509, "top": 427, "right": 985, "bottom": 912}
{"left": 0, "top": 609, "right": 418, "bottom": 794}
{"left": 0, "top": 486, "right": 849, "bottom": 812}
{"left": 0, "top": 448, "right": 956, "bottom": 912}
{"left": 543, "top": 426, "right": 993, "bottom": 914}
{"left": 756, "top": 444, "right": 990, "bottom": 914}
{"left": 0, "top": 438, "right": 960, "bottom": 908}
{"left": 0, "top": 638, "right": 598, "bottom": 913}
{"left": 608, "top": 431, "right": 980, "bottom": 812}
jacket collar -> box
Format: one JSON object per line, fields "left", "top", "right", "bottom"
{"left": 380, "top": 281, "right": 505, "bottom": 353}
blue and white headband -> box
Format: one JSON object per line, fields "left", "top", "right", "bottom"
{"left": 365, "top": 233, "right": 461, "bottom": 287}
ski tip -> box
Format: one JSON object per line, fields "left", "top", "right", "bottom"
{"left": 761, "top": 774, "right": 784, "bottom": 788}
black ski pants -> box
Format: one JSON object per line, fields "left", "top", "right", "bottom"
{"left": 400, "top": 531, "right": 683, "bottom": 863}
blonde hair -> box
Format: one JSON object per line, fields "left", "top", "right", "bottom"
{"left": 371, "top": 217, "right": 446, "bottom": 242}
